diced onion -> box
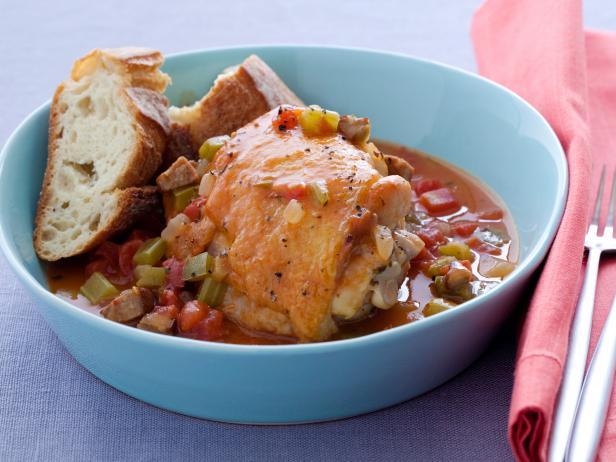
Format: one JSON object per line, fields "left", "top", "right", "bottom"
{"left": 196, "top": 159, "right": 210, "bottom": 177}
{"left": 199, "top": 172, "right": 216, "bottom": 197}
{"left": 161, "top": 213, "right": 190, "bottom": 242}
{"left": 373, "top": 225, "right": 394, "bottom": 261}
{"left": 394, "top": 229, "right": 425, "bottom": 260}
{"left": 284, "top": 199, "right": 304, "bottom": 224}
{"left": 371, "top": 279, "right": 398, "bottom": 309}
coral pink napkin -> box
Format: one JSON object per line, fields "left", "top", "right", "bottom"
{"left": 472, "top": 0, "right": 616, "bottom": 460}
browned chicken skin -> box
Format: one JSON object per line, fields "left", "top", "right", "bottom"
{"left": 201, "top": 107, "right": 416, "bottom": 341}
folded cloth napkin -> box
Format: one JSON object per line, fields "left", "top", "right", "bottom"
{"left": 472, "top": 0, "right": 616, "bottom": 460}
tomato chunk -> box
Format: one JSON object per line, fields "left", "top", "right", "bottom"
{"left": 465, "top": 236, "right": 501, "bottom": 255}
{"left": 272, "top": 108, "right": 300, "bottom": 132}
{"left": 419, "top": 187, "right": 460, "bottom": 214}
{"left": 178, "top": 301, "right": 224, "bottom": 340}
{"left": 451, "top": 221, "right": 478, "bottom": 237}
{"left": 178, "top": 300, "right": 208, "bottom": 331}
{"left": 153, "top": 304, "right": 179, "bottom": 320}
{"left": 414, "top": 179, "right": 443, "bottom": 196}
{"left": 183, "top": 196, "right": 207, "bottom": 222}
{"left": 160, "top": 288, "right": 182, "bottom": 308}
{"left": 86, "top": 241, "right": 131, "bottom": 285}
{"left": 416, "top": 226, "right": 448, "bottom": 249}
{"left": 478, "top": 208, "right": 504, "bottom": 220}
{"left": 118, "top": 239, "right": 144, "bottom": 277}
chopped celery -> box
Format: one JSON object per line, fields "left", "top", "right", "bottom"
{"left": 438, "top": 241, "right": 473, "bottom": 261}
{"left": 182, "top": 252, "right": 214, "bottom": 281}
{"left": 433, "top": 275, "right": 448, "bottom": 295}
{"left": 172, "top": 185, "right": 198, "bottom": 212}
{"left": 133, "top": 265, "right": 152, "bottom": 280}
{"left": 136, "top": 266, "right": 167, "bottom": 288}
{"left": 173, "top": 185, "right": 198, "bottom": 211}
{"left": 445, "top": 266, "right": 472, "bottom": 291}
{"left": 133, "top": 238, "right": 166, "bottom": 266}
{"left": 423, "top": 298, "right": 455, "bottom": 317}
{"left": 199, "top": 135, "right": 230, "bottom": 161}
{"left": 426, "top": 256, "right": 456, "bottom": 278}
{"left": 79, "top": 272, "right": 119, "bottom": 304}
{"left": 309, "top": 181, "right": 329, "bottom": 206}
{"left": 196, "top": 277, "right": 227, "bottom": 307}
{"left": 299, "top": 106, "right": 340, "bottom": 136}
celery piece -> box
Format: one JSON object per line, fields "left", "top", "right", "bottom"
{"left": 433, "top": 275, "right": 448, "bottom": 296}
{"left": 172, "top": 185, "right": 198, "bottom": 213}
{"left": 79, "top": 272, "right": 119, "bottom": 304}
{"left": 309, "top": 181, "right": 329, "bottom": 206}
{"left": 423, "top": 298, "right": 454, "bottom": 317}
{"left": 196, "top": 277, "right": 227, "bottom": 307}
{"left": 426, "top": 256, "right": 456, "bottom": 278}
{"left": 438, "top": 241, "right": 474, "bottom": 261}
{"left": 182, "top": 252, "right": 214, "bottom": 282}
{"left": 136, "top": 266, "right": 167, "bottom": 288}
{"left": 133, "top": 238, "right": 166, "bottom": 266}
{"left": 199, "top": 135, "right": 230, "bottom": 161}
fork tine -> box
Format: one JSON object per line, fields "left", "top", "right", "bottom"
{"left": 605, "top": 167, "right": 616, "bottom": 236}
{"left": 591, "top": 165, "right": 606, "bottom": 227}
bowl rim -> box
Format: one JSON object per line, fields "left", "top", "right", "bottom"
{"left": 0, "top": 44, "right": 568, "bottom": 354}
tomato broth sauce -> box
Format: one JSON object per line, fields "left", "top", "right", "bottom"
{"left": 46, "top": 142, "right": 517, "bottom": 345}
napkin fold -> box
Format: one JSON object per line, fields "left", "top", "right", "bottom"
{"left": 472, "top": 1, "right": 616, "bottom": 460}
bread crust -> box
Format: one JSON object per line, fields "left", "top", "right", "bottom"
{"left": 169, "top": 54, "right": 304, "bottom": 150}
{"left": 34, "top": 48, "right": 170, "bottom": 261}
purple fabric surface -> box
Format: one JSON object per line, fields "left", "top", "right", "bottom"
{"left": 0, "top": 1, "right": 613, "bottom": 460}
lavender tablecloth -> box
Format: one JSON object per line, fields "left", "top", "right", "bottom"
{"left": 1, "top": 1, "right": 614, "bottom": 460}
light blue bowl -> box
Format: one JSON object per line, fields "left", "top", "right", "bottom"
{"left": 0, "top": 46, "right": 567, "bottom": 423}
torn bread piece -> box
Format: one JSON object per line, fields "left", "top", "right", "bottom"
{"left": 169, "top": 55, "right": 304, "bottom": 150}
{"left": 34, "top": 47, "right": 171, "bottom": 261}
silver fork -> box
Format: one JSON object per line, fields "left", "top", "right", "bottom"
{"left": 549, "top": 166, "right": 616, "bottom": 462}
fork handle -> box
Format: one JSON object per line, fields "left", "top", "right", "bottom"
{"left": 566, "top": 293, "right": 616, "bottom": 462}
{"left": 549, "top": 247, "right": 602, "bottom": 462}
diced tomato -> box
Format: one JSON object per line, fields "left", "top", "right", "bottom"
{"left": 416, "top": 226, "right": 448, "bottom": 249}
{"left": 411, "top": 247, "right": 436, "bottom": 272}
{"left": 188, "top": 310, "right": 224, "bottom": 341}
{"left": 86, "top": 241, "right": 130, "bottom": 285}
{"left": 413, "top": 179, "right": 443, "bottom": 196}
{"left": 465, "top": 236, "right": 501, "bottom": 256}
{"left": 451, "top": 221, "right": 478, "bottom": 237}
{"left": 459, "top": 260, "right": 473, "bottom": 270}
{"left": 160, "top": 288, "right": 181, "bottom": 308}
{"left": 273, "top": 181, "right": 307, "bottom": 200}
{"left": 90, "top": 241, "right": 120, "bottom": 267}
{"left": 478, "top": 208, "right": 504, "bottom": 220}
{"left": 162, "top": 257, "right": 185, "bottom": 289}
{"left": 183, "top": 196, "right": 207, "bottom": 222}
{"left": 153, "top": 304, "right": 179, "bottom": 320}
{"left": 272, "top": 108, "right": 300, "bottom": 132}
{"left": 118, "top": 239, "right": 144, "bottom": 277}
{"left": 178, "top": 300, "right": 208, "bottom": 331}
{"left": 419, "top": 187, "right": 460, "bottom": 214}
{"left": 412, "top": 247, "right": 433, "bottom": 261}
{"left": 179, "top": 303, "right": 224, "bottom": 341}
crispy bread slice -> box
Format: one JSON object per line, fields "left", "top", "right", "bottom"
{"left": 168, "top": 55, "right": 303, "bottom": 150}
{"left": 34, "top": 47, "right": 170, "bottom": 261}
